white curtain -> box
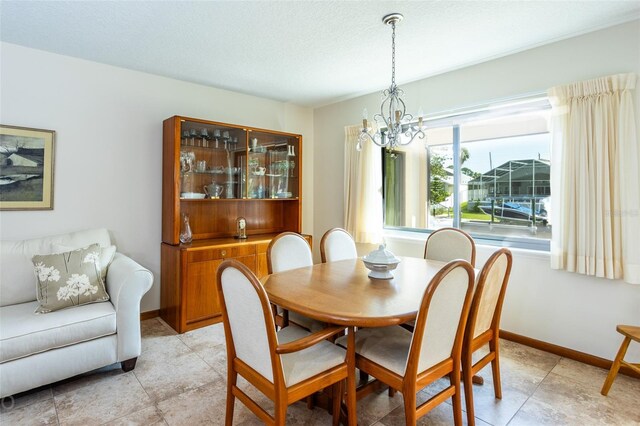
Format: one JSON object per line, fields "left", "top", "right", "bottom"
{"left": 548, "top": 73, "right": 640, "bottom": 284}
{"left": 344, "top": 125, "right": 383, "bottom": 244}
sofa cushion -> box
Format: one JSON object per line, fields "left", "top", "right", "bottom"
{"left": 0, "top": 229, "right": 111, "bottom": 307}
{"left": 32, "top": 244, "right": 110, "bottom": 314}
{"left": 0, "top": 301, "right": 116, "bottom": 363}
{"left": 53, "top": 244, "right": 116, "bottom": 282}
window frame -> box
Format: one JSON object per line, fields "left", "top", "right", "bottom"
{"left": 381, "top": 95, "right": 552, "bottom": 252}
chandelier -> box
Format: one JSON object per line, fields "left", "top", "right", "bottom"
{"left": 358, "top": 13, "right": 425, "bottom": 151}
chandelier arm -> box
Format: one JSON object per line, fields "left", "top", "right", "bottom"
{"left": 359, "top": 128, "right": 387, "bottom": 148}
{"left": 398, "top": 129, "right": 426, "bottom": 146}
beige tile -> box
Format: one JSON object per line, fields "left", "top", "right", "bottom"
{"left": 499, "top": 338, "right": 561, "bottom": 374}
{"left": 377, "top": 395, "right": 490, "bottom": 426}
{"left": 158, "top": 376, "right": 235, "bottom": 425}
{"left": 512, "top": 372, "right": 623, "bottom": 425}
{"left": 54, "top": 372, "right": 151, "bottom": 425}
{"left": 104, "top": 405, "right": 166, "bottom": 425}
{"left": 195, "top": 344, "right": 228, "bottom": 378}
{"left": 141, "top": 318, "right": 177, "bottom": 338}
{"left": 356, "top": 386, "right": 403, "bottom": 426}
{"left": 0, "top": 398, "right": 57, "bottom": 425}
{"left": 552, "top": 357, "right": 640, "bottom": 397}
{"left": 177, "top": 323, "right": 226, "bottom": 353}
{"left": 133, "top": 337, "right": 219, "bottom": 402}
{"left": 52, "top": 364, "right": 125, "bottom": 396}
{"left": 0, "top": 386, "right": 52, "bottom": 413}
{"left": 140, "top": 322, "right": 183, "bottom": 356}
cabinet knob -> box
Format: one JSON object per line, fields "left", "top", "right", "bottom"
{"left": 221, "top": 250, "right": 227, "bottom": 257}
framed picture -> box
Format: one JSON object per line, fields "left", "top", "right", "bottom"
{"left": 0, "top": 125, "right": 55, "bottom": 210}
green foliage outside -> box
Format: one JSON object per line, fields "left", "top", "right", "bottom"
{"left": 460, "top": 201, "right": 493, "bottom": 221}
{"left": 429, "top": 153, "right": 450, "bottom": 209}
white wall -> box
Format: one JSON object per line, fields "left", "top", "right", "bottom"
{"left": 0, "top": 42, "right": 314, "bottom": 313}
{"left": 314, "top": 20, "right": 640, "bottom": 361}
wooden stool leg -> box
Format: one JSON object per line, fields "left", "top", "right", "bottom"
{"left": 601, "top": 336, "right": 632, "bottom": 396}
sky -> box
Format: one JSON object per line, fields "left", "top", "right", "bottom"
{"left": 431, "top": 133, "right": 551, "bottom": 175}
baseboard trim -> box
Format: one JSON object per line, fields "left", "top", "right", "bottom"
{"left": 500, "top": 330, "right": 640, "bottom": 380}
{"left": 140, "top": 309, "right": 160, "bottom": 321}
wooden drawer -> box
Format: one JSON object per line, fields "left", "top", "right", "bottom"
{"left": 187, "top": 244, "right": 256, "bottom": 263}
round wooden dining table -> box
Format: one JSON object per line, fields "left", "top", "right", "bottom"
{"left": 263, "top": 256, "right": 450, "bottom": 327}
{"left": 262, "top": 256, "right": 454, "bottom": 425}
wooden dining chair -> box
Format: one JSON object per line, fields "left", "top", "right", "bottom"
{"left": 267, "top": 232, "right": 325, "bottom": 332}
{"left": 338, "top": 260, "right": 475, "bottom": 425}
{"left": 320, "top": 228, "right": 358, "bottom": 263}
{"left": 401, "top": 227, "right": 476, "bottom": 336}
{"left": 217, "top": 260, "right": 354, "bottom": 425}
{"left": 424, "top": 227, "right": 476, "bottom": 267}
{"left": 461, "top": 248, "right": 513, "bottom": 426}
{"left": 601, "top": 325, "right": 640, "bottom": 396}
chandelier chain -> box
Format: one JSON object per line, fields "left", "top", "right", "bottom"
{"left": 391, "top": 21, "right": 396, "bottom": 86}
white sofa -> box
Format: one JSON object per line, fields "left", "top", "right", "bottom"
{"left": 0, "top": 228, "right": 153, "bottom": 398}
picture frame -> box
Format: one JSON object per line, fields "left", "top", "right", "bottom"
{"left": 0, "top": 124, "right": 55, "bottom": 210}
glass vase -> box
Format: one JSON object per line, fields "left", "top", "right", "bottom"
{"left": 180, "top": 213, "right": 193, "bottom": 243}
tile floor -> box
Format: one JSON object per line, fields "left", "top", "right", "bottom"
{"left": 1, "top": 318, "right": 639, "bottom": 425}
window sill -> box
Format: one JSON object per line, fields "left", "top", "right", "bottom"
{"left": 382, "top": 228, "right": 550, "bottom": 256}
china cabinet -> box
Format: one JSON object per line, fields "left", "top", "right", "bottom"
{"left": 160, "top": 116, "right": 306, "bottom": 333}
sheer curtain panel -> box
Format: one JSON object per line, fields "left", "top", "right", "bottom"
{"left": 548, "top": 73, "right": 639, "bottom": 284}
{"left": 344, "top": 125, "right": 383, "bottom": 244}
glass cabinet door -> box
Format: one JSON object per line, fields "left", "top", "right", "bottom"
{"left": 248, "top": 131, "right": 299, "bottom": 199}
{"left": 179, "top": 121, "right": 247, "bottom": 199}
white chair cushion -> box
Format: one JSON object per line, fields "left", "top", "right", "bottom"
{"left": 0, "top": 229, "right": 111, "bottom": 307}
{"left": 276, "top": 307, "right": 325, "bottom": 332}
{"left": 277, "top": 325, "right": 346, "bottom": 387}
{"left": 472, "top": 252, "right": 509, "bottom": 338}
{"left": 0, "top": 301, "right": 116, "bottom": 363}
{"left": 425, "top": 229, "right": 473, "bottom": 264}
{"left": 323, "top": 230, "right": 357, "bottom": 262}
{"left": 336, "top": 326, "right": 412, "bottom": 376}
{"left": 269, "top": 234, "right": 312, "bottom": 273}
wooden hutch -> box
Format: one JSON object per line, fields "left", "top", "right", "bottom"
{"left": 160, "top": 116, "right": 306, "bottom": 333}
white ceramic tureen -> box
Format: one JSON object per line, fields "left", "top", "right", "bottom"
{"left": 362, "top": 245, "right": 401, "bottom": 279}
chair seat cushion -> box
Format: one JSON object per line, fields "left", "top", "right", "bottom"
{"left": 277, "top": 325, "right": 346, "bottom": 387}
{"left": 336, "top": 326, "right": 412, "bottom": 376}
{"left": 0, "top": 301, "right": 116, "bottom": 363}
{"left": 277, "top": 306, "right": 326, "bottom": 332}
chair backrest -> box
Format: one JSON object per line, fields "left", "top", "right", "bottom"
{"left": 424, "top": 228, "right": 476, "bottom": 267}
{"left": 407, "top": 260, "right": 474, "bottom": 376}
{"left": 217, "top": 260, "right": 282, "bottom": 385}
{"left": 320, "top": 228, "right": 358, "bottom": 263}
{"left": 267, "top": 232, "right": 313, "bottom": 274}
{"left": 466, "top": 248, "right": 513, "bottom": 340}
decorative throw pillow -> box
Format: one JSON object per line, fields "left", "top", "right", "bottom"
{"left": 32, "top": 244, "right": 110, "bottom": 314}
{"left": 53, "top": 244, "right": 116, "bottom": 282}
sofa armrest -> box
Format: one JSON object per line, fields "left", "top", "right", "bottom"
{"left": 106, "top": 252, "right": 153, "bottom": 362}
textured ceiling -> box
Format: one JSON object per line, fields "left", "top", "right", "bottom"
{"left": 1, "top": 1, "right": 639, "bottom": 107}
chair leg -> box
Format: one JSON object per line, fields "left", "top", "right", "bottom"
{"left": 346, "top": 327, "right": 358, "bottom": 426}
{"left": 402, "top": 389, "right": 417, "bottom": 426}
{"left": 601, "top": 336, "right": 632, "bottom": 396}
{"left": 274, "top": 401, "right": 287, "bottom": 426}
{"left": 306, "top": 395, "right": 315, "bottom": 409}
{"left": 489, "top": 338, "right": 502, "bottom": 399}
{"left": 463, "top": 352, "right": 476, "bottom": 426}
{"left": 225, "top": 369, "right": 237, "bottom": 426}
{"left": 359, "top": 370, "right": 369, "bottom": 384}
{"left": 388, "top": 387, "right": 396, "bottom": 397}
{"left": 450, "top": 371, "right": 463, "bottom": 426}
{"left": 471, "top": 375, "right": 484, "bottom": 385}
{"left": 332, "top": 380, "right": 343, "bottom": 426}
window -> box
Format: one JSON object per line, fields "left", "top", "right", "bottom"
{"left": 382, "top": 97, "right": 552, "bottom": 250}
